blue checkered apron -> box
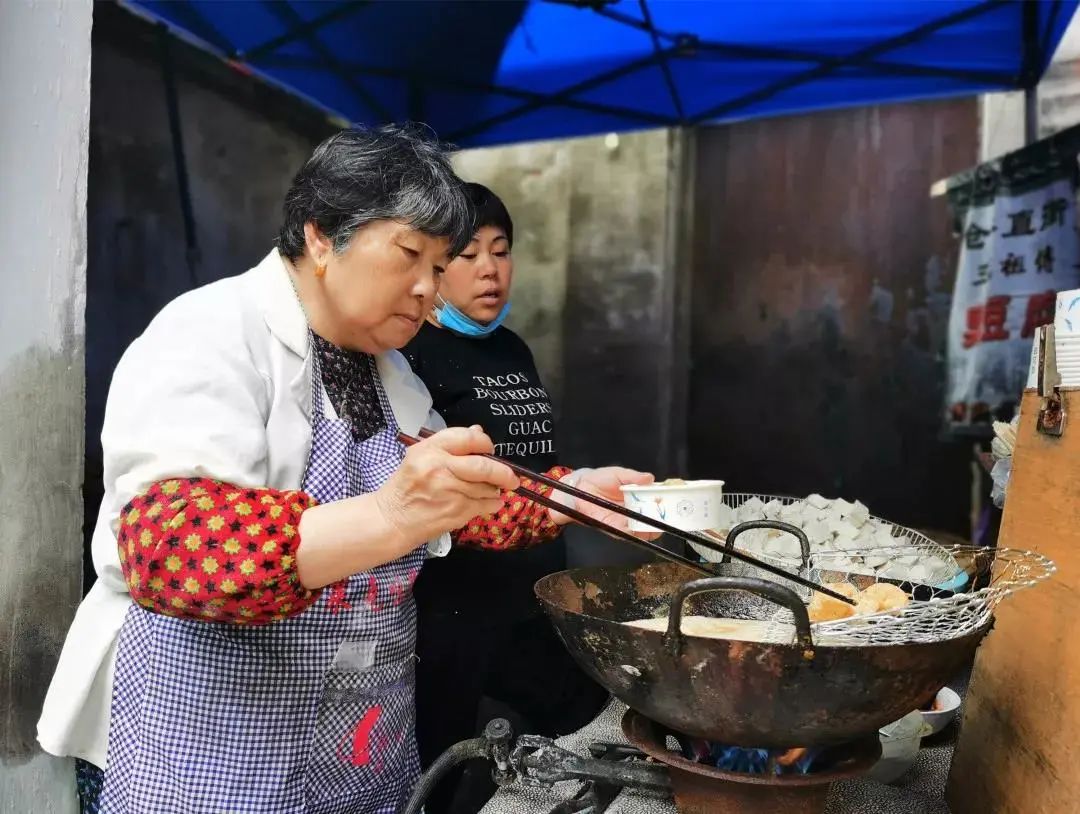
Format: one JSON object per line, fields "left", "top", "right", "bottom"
{"left": 100, "top": 349, "right": 427, "bottom": 813}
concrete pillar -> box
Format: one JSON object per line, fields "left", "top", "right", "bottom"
{"left": 0, "top": 0, "right": 92, "bottom": 809}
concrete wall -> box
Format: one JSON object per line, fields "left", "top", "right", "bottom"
{"left": 455, "top": 100, "right": 980, "bottom": 546}
{"left": 454, "top": 129, "right": 691, "bottom": 474}
{"left": 687, "top": 100, "right": 979, "bottom": 533}
{"left": 0, "top": 0, "right": 92, "bottom": 809}
{"left": 454, "top": 130, "right": 692, "bottom": 566}
{"left": 83, "top": 5, "right": 331, "bottom": 588}
{"left": 980, "top": 59, "right": 1080, "bottom": 161}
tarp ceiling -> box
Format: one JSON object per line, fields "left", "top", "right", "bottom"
{"left": 123, "top": 0, "right": 1079, "bottom": 148}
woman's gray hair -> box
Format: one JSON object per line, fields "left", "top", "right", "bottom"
{"left": 277, "top": 123, "right": 473, "bottom": 261}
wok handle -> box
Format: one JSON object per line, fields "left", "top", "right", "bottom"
{"left": 665, "top": 576, "right": 814, "bottom": 652}
{"left": 722, "top": 520, "right": 812, "bottom": 574}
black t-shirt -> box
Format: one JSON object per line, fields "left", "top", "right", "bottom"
{"left": 402, "top": 321, "right": 566, "bottom": 620}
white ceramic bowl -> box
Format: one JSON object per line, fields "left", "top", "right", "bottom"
{"left": 919, "top": 687, "right": 961, "bottom": 736}
{"left": 619, "top": 480, "right": 725, "bottom": 533}
{"left": 869, "top": 710, "right": 932, "bottom": 784}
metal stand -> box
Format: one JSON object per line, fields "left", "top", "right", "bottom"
{"left": 403, "top": 719, "right": 671, "bottom": 814}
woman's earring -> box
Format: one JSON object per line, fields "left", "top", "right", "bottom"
{"left": 314, "top": 260, "right": 327, "bottom": 278}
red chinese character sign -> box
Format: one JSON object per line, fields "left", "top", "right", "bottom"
{"left": 946, "top": 169, "right": 1079, "bottom": 428}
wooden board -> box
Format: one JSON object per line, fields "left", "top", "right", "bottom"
{"left": 947, "top": 390, "right": 1080, "bottom": 814}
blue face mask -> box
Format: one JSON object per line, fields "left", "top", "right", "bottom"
{"left": 433, "top": 297, "right": 510, "bottom": 338}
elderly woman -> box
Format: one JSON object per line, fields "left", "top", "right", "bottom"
{"left": 37, "top": 125, "right": 650, "bottom": 814}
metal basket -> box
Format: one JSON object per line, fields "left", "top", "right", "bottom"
{"left": 805, "top": 545, "right": 1056, "bottom": 645}
{"left": 688, "top": 492, "right": 965, "bottom": 591}
{"left": 679, "top": 495, "right": 1055, "bottom": 644}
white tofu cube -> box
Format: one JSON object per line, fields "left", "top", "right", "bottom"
{"left": 879, "top": 562, "right": 910, "bottom": 581}
{"left": 741, "top": 497, "right": 765, "bottom": 514}
{"left": 736, "top": 529, "right": 768, "bottom": 553}
{"left": 771, "top": 535, "right": 802, "bottom": 559}
{"left": 854, "top": 526, "right": 876, "bottom": 544}
{"left": 922, "top": 556, "right": 952, "bottom": 580}
{"left": 714, "top": 504, "right": 736, "bottom": 532}
{"left": 908, "top": 564, "right": 930, "bottom": 584}
{"left": 818, "top": 535, "right": 842, "bottom": 552}
{"left": 803, "top": 520, "right": 831, "bottom": 544}
{"left": 838, "top": 536, "right": 863, "bottom": 552}
{"left": 874, "top": 525, "right": 898, "bottom": 545}
{"left": 848, "top": 501, "right": 871, "bottom": 528}
{"left": 736, "top": 504, "right": 763, "bottom": 524}
{"left": 833, "top": 520, "right": 859, "bottom": 540}
{"left": 830, "top": 556, "right": 856, "bottom": 572}
{"left": 779, "top": 501, "right": 803, "bottom": 522}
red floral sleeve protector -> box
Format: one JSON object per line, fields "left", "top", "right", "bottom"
{"left": 119, "top": 466, "right": 574, "bottom": 620}
{"left": 117, "top": 478, "right": 320, "bottom": 625}
{"left": 453, "top": 466, "right": 573, "bottom": 551}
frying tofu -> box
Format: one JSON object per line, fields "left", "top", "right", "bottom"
{"left": 808, "top": 581, "right": 910, "bottom": 623}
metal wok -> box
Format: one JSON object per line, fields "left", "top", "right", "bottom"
{"left": 534, "top": 561, "right": 987, "bottom": 747}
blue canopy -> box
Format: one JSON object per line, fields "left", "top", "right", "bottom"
{"left": 123, "top": 0, "right": 1078, "bottom": 148}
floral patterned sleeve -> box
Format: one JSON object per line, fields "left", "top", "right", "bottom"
{"left": 117, "top": 477, "right": 321, "bottom": 624}
{"left": 453, "top": 466, "right": 573, "bottom": 551}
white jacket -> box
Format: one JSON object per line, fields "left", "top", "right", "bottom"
{"left": 37, "top": 249, "right": 448, "bottom": 768}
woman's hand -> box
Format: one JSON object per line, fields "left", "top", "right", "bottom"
{"left": 548, "top": 467, "right": 657, "bottom": 537}
{"left": 297, "top": 426, "right": 517, "bottom": 589}
{"left": 375, "top": 425, "right": 519, "bottom": 546}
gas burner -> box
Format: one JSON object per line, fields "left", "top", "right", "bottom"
{"left": 677, "top": 739, "right": 826, "bottom": 775}
{"left": 402, "top": 718, "right": 670, "bottom": 814}
{"left": 404, "top": 711, "right": 881, "bottom": 814}
{"left": 622, "top": 709, "right": 881, "bottom": 814}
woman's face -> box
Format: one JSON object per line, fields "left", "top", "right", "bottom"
{"left": 438, "top": 225, "right": 513, "bottom": 324}
{"left": 309, "top": 220, "right": 449, "bottom": 353}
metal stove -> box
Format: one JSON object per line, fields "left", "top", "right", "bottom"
{"left": 473, "top": 699, "right": 957, "bottom": 814}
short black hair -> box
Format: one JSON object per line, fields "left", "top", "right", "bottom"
{"left": 463, "top": 182, "right": 513, "bottom": 248}
{"left": 278, "top": 123, "right": 473, "bottom": 261}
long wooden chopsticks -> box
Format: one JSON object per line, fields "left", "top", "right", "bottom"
{"left": 397, "top": 432, "right": 714, "bottom": 577}
{"left": 398, "top": 428, "right": 856, "bottom": 606}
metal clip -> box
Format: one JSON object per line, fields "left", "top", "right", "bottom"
{"left": 1037, "top": 324, "right": 1066, "bottom": 436}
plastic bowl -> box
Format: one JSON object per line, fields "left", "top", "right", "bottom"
{"left": 869, "top": 710, "right": 932, "bottom": 784}
{"left": 919, "top": 687, "right": 961, "bottom": 736}
{"left": 935, "top": 570, "right": 970, "bottom": 592}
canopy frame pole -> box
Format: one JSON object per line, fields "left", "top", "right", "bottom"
{"left": 1024, "top": 0, "right": 1044, "bottom": 145}
{"left": 263, "top": 0, "right": 393, "bottom": 122}
{"left": 241, "top": 2, "right": 372, "bottom": 63}
{"left": 161, "top": 0, "right": 236, "bottom": 57}
{"left": 638, "top": 0, "right": 685, "bottom": 121}
{"left": 688, "top": 0, "right": 1008, "bottom": 125}
{"left": 694, "top": 45, "right": 1013, "bottom": 85}
{"left": 256, "top": 53, "right": 673, "bottom": 127}
{"left": 1040, "top": 0, "right": 1066, "bottom": 68}
{"left": 587, "top": 1, "right": 1014, "bottom": 84}
{"left": 447, "top": 49, "right": 677, "bottom": 142}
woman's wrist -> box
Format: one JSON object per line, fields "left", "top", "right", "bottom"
{"left": 296, "top": 492, "right": 416, "bottom": 589}
{"left": 549, "top": 468, "right": 590, "bottom": 527}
